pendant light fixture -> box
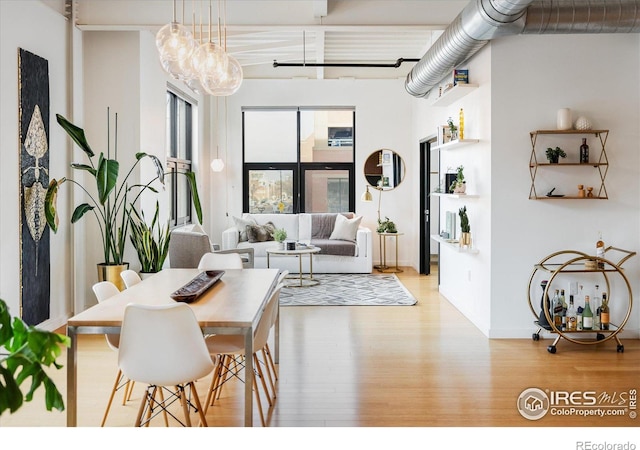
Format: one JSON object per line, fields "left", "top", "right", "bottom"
{"left": 210, "top": 97, "right": 225, "bottom": 172}
{"left": 156, "top": 0, "right": 196, "bottom": 69}
{"left": 193, "top": 0, "right": 229, "bottom": 95}
{"left": 205, "top": 0, "right": 243, "bottom": 96}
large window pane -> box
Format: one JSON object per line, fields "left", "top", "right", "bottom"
{"left": 244, "top": 110, "right": 298, "bottom": 163}
{"left": 248, "top": 169, "right": 294, "bottom": 214}
{"left": 304, "top": 169, "right": 350, "bottom": 213}
{"left": 300, "top": 109, "right": 354, "bottom": 163}
{"left": 166, "top": 89, "right": 195, "bottom": 226}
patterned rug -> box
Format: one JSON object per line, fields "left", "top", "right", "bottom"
{"left": 279, "top": 273, "right": 417, "bottom": 306}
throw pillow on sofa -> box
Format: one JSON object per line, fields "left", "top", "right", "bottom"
{"left": 233, "top": 216, "right": 257, "bottom": 242}
{"left": 329, "top": 214, "right": 362, "bottom": 242}
{"left": 247, "top": 221, "right": 277, "bottom": 243}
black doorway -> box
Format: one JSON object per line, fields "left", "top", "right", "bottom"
{"left": 419, "top": 136, "right": 437, "bottom": 275}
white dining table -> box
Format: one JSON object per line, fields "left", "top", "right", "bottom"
{"left": 66, "top": 268, "right": 280, "bottom": 427}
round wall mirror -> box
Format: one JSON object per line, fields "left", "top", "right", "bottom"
{"left": 363, "top": 149, "right": 405, "bottom": 190}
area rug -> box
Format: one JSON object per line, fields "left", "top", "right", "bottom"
{"left": 279, "top": 273, "right": 417, "bottom": 306}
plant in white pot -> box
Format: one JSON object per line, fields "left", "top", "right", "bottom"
{"left": 271, "top": 228, "right": 287, "bottom": 249}
{"left": 45, "top": 112, "right": 202, "bottom": 290}
{"left": 449, "top": 165, "right": 466, "bottom": 194}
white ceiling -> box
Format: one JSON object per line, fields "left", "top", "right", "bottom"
{"left": 61, "top": 0, "right": 469, "bottom": 79}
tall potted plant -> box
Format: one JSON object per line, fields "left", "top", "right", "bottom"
{"left": 45, "top": 112, "right": 202, "bottom": 290}
{"left": 128, "top": 201, "right": 171, "bottom": 277}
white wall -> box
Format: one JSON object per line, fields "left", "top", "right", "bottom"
{"left": 211, "top": 79, "right": 415, "bottom": 267}
{"left": 0, "top": 0, "right": 74, "bottom": 329}
{"left": 411, "top": 44, "right": 493, "bottom": 334}
{"left": 490, "top": 34, "right": 640, "bottom": 339}
{"left": 411, "top": 33, "right": 640, "bottom": 339}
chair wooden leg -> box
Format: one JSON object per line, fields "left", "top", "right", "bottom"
{"left": 254, "top": 353, "right": 273, "bottom": 407}
{"left": 252, "top": 373, "right": 266, "bottom": 427}
{"left": 100, "top": 369, "right": 123, "bottom": 427}
{"left": 259, "top": 348, "right": 276, "bottom": 402}
{"left": 189, "top": 382, "right": 208, "bottom": 427}
{"left": 124, "top": 380, "right": 136, "bottom": 403}
{"left": 157, "top": 387, "right": 169, "bottom": 427}
{"left": 179, "top": 385, "right": 192, "bottom": 427}
{"left": 135, "top": 386, "right": 152, "bottom": 427}
{"left": 264, "top": 343, "right": 278, "bottom": 381}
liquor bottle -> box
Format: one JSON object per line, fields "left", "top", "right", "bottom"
{"left": 459, "top": 108, "right": 465, "bottom": 140}
{"left": 538, "top": 280, "right": 552, "bottom": 329}
{"left": 577, "top": 306, "right": 584, "bottom": 330}
{"left": 596, "top": 232, "right": 605, "bottom": 269}
{"left": 583, "top": 295, "right": 593, "bottom": 330}
{"left": 552, "top": 289, "right": 563, "bottom": 329}
{"left": 600, "top": 293, "right": 610, "bottom": 330}
{"left": 593, "top": 284, "right": 601, "bottom": 329}
{"left": 580, "top": 138, "right": 589, "bottom": 163}
{"left": 566, "top": 295, "right": 577, "bottom": 331}
{"left": 559, "top": 289, "right": 567, "bottom": 330}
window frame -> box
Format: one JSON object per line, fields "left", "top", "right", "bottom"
{"left": 166, "top": 88, "right": 196, "bottom": 227}
{"left": 242, "top": 107, "right": 356, "bottom": 213}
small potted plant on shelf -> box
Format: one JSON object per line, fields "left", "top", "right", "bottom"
{"left": 459, "top": 206, "right": 471, "bottom": 248}
{"left": 449, "top": 165, "right": 466, "bottom": 194}
{"left": 545, "top": 146, "right": 567, "bottom": 164}
{"left": 447, "top": 117, "right": 458, "bottom": 141}
{"left": 271, "top": 228, "right": 287, "bottom": 249}
{"left": 377, "top": 216, "right": 397, "bottom": 233}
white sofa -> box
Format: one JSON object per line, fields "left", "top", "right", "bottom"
{"left": 222, "top": 213, "right": 373, "bottom": 273}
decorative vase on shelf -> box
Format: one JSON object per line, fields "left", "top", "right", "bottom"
{"left": 460, "top": 232, "right": 472, "bottom": 248}
{"left": 557, "top": 108, "right": 572, "bottom": 130}
{"left": 453, "top": 181, "right": 466, "bottom": 194}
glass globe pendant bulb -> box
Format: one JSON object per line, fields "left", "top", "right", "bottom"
{"left": 161, "top": 57, "right": 187, "bottom": 80}
{"left": 193, "top": 42, "right": 228, "bottom": 84}
{"left": 205, "top": 54, "right": 243, "bottom": 96}
{"left": 210, "top": 158, "right": 225, "bottom": 172}
{"left": 156, "top": 22, "right": 196, "bottom": 63}
{"left": 186, "top": 77, "right": 204, "bottom": 95}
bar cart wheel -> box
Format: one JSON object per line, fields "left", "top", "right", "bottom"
{"left": 547, "top": 345, "right": 556, "bottom": 354}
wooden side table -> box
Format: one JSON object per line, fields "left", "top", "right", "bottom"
{"left": 377, "top": 232, "right": 403, "bottom": 273}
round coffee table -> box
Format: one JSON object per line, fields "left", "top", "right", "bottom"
{"left": 266, "top": 246, "right": 321, "bottom": 287}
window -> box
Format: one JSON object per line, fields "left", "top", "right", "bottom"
{"left": 243, "top": 107, "right": 355, "bottom": 213}
{"left": 166, "top": 89, "right": 196, "bottom": 226}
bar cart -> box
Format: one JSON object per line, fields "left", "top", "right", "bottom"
{"left": 527, "top": 247, "right": 635, "bottom": 353}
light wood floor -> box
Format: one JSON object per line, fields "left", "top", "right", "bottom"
{"left": 2, "top": 266, "right": 639, "bottom": 428}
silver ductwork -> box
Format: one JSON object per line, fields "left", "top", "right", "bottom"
{"left": 405, "top": 0, "right": 640, "bottom": 98}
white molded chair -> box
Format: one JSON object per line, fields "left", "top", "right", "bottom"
{"left": 92, "top": 281, "right": 133, "bottom": 426}
{"left": 120, "top": 270, "right": 142, "bottom": 289}
{"left": 198, "top": 252, "right": 243, "bottom": 270}
{"left": 203, "top": 283, "right": 283, "bottom": 426}
{"left": 118, "top": 303, "right": 214, "bottom": 427}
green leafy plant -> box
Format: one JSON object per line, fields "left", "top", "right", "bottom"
{"left": 377, "top": 216, "right": 397, "bottom": 233}
{"left": 271, "top": 228, "right": 287, "bottom": 243}
{"left": 45, "top": 113, "right": 202, "bottom": 265}
{"left": 128, "top": 201, "right": 171, "bottom": 273}
{"left": 447, "top": 117, "right": 457, "bottom": 134}
{"left": 449, "top": 165, "right": 465, "bottom": 191}
{"left": 0, "top": 299, "right": 70, "bottom": 415}
{"left": 545, "top": 146, "right": 567, "bottom": 163}
{"left": 459, "top": 206, "right": 470, "bottom": 233}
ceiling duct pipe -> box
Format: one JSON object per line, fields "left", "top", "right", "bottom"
{"left": 405, "top": 0, "right": 640, "bottom": 98}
